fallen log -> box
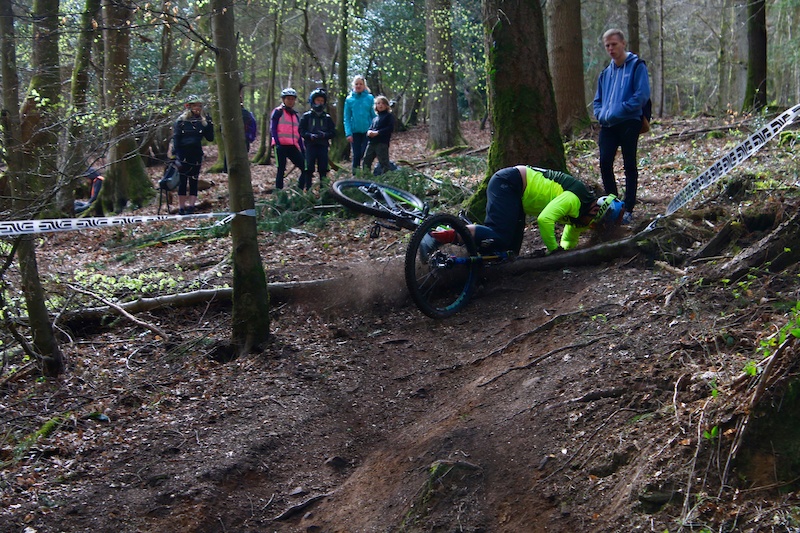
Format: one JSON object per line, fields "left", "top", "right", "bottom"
{"left": 60, "top": 278, "right": 338, "bottom": 323}
{"left": 709, "top": 209, "right": 800, "bottom": 281}
{"left": 502, "top": 224, "right": 665, "bottom": 276}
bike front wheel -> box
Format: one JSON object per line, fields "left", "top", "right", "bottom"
{"left": 404, "top": 213, "right": 479, "bottom": 319}
{"left": 330, "top": 179, "right": 426, "bottom": 230}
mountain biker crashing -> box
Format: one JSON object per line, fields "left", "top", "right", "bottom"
{"left": 420, "top": 165, "right": 625, "bottom": 260}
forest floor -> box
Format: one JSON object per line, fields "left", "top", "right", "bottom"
{"left": 2, "top": 116, "right": 800, "bottom": 533}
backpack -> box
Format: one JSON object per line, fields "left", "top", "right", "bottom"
{"left": 633, "top": 59, "right": 652, "bottom": 120}
{"left": 159, "top": 161, "right": 180, "bottom": 191}
{"left": 158, "top": 161, "right": 180, "bottom": 213}
{"left": 631, "top": 58, "right": 653, "bottom": 131}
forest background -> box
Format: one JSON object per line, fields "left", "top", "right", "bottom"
{"left": 0, "top": 0, "right": 798, "bottom": 373}
{"left": 2, "top": 0, "right": 800, "bottom": 531}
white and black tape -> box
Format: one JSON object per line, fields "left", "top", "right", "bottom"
{"left": 665, "top": 103, "right": 800, "bottom": 216}
{"left": 0, "top": 209, "right": 256, "bottom": 238}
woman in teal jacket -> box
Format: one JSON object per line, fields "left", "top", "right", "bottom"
{"left": 343, "top": 75, "right": 375, "bottom": 173}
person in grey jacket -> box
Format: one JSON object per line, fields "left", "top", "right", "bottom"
{"left": 593, "top": 28, "right": 650, "bottom": 224}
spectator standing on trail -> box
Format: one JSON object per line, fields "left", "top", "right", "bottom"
{"left": 593, "top": 28, "right": 650, "bottom": 225}
{"left": 173, "top": 95, "right": 214, "bottom": 215}
{"left": 361, "top": 95, "right": 395, "bottom": 176}
{"left": 270, "top": 87, "right": 308, "bottom": 190}
{"left": 343, "top": 75, "right": 375, "bottom": 173}
{"left": 299, "top": 88, "right": 336, "bottom": 191}
{"left": 419, "top": 165, "right": 624, "bottom": 261}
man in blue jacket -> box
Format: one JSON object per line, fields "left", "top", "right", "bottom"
{"left": 593, "top": 28, "right": 650, "bottom": 225}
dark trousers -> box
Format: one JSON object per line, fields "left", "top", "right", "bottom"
{"left": 598, "top": 119, "right": 641, "bottom": 212}
{"left": 305, "top": 144, "right": 330, "bottom": 189}
{"left": 274, "top": 144, "right": 306, "bottom": 189}
{"left": 350, "top": 133, "right": 368, "bottom": 171}
{"left": 362, "top": 141, "right": 390, "bottom": 175}
{"left": 472, "top": 167, "right": 526, "bottom": 253}
{"left": 177, "top": 154, "right": 202, "bottom": 196}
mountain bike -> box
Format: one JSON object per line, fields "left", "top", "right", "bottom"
{"left": 331, "top": 179, "right": 515, "bottom": 319}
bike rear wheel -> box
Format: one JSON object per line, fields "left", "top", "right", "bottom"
{"left": 330, "top": 179, "right": 426, "bottom": 230}
{"left": 405, "top": 213, "right": 479, "bottom": 319}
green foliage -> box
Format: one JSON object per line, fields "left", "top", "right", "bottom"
{"left": 703, "top": 425, "right": 720, "bottom": 441}
{"left": 72, "top": 269, "right": 183, "bottom": 300}
{"left": 758, "top": 301, "right": 800, "bottom": 359}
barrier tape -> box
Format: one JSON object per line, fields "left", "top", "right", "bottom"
{"left": 0, "top": 209, "right": 257, "bottom": 237}
{"left": 664, "top": 103, "right": 800, "bottom": 216}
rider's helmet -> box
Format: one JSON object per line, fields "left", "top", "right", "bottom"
{"left": 280, "top": 87, "right": 298, "bottom": 99}
{"left": 308, "top": 88, "right": 327, "bottom": 111}
{"left": 592, "top": 194, "right": 625, "bottom": 226}
{"left": 184, "top": 94, "right": 203, "bottom": 106}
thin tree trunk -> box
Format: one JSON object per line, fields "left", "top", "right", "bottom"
{"left": 62, "top": 0, "right": 102, "bottom": 214}
{"left": 644, "top": 0, "right": 662, "bottom": 116}
{"left": 330, "top": 0, "right": 350, "bottom": 162}
{"left": 210, "top": 0, "right": 271, "bottom": 353}
{"left": 425, "top": 0, "right": 465, "bottom": 150}
{"left": 547, "top": 0, "right": 590, "bottom": 136}
{"left": 627, "top": 0, "right": 640, "bottom": 54}
{"left": 742, "top": 0, "right": 767, "bottom": 111}
{"left": 3, "top": 0, "right": 64, "bottom": 377}
{"left": 253, "top": 0, "right": 285, "bottom": 165}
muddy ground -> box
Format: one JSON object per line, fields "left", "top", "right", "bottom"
{"left": 2, "top": 119, "right": 800, "bottom": 532}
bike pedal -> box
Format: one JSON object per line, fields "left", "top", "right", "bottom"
{"left": 369, "top": 223, "right": 381, "bottom": 239}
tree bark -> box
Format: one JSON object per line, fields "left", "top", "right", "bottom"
{"left": 3, "top": 0, "right": 65, "bottom": 377}
{"left": 546, "top": 0, "right": 590, "bottom": 137}
{"left": 211, "top": 0, "right": 272, "bottom": 353}
{"left": 742, "top": 0, "right": 767, "bottom": 111}
{"left": 627, "top": 0, "right": 640, "bottom": 54}
{"left": 467, "top": 0, "right": 564, "bottom": 220}
{"left": 711, "top": 210, "right": 800, "bottom": 282}
{"left": 62, "top": 0, "right": 102, "bottom": 214}
{"left": 329, "top": 0, "right": 350, "bottom": 162}
{"left": 425, "top": 0, "right": 466, "bottom": 150}
{"left": 253, "top": 0, "right": 286, "bottom": 165}
{"left": 102, "top": 0, "right": 152, "bottom": 212}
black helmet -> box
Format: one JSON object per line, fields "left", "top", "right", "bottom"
{"left": 280, "top": 87, "right": 298, "bottom": 98}
{"left": 308, "top": 88, "right": 327, "bottom": 105}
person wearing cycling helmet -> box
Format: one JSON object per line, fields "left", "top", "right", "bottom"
{"left": 299, "top": 88, "right": 336, "bottom": 191}
{"left": 270, "top": 87, "right": 308, "bottom": 189}
{"left": 420, "top": 166, "right": 624, "bottom": 260}
{"left": 173, "top": 94, "right": 214, "bottom": 215}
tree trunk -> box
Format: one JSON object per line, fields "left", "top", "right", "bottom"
{"left": 330, "top": 0, "right": 350, "bottom": 162}
{"left": 627, "top": 0, "right": 640, "bottom": 54}
{"left": 102, "top": 0, "right": 152, "bottom": 212}
{"left": 425, "top": 0, "right": 465, "bottom": 150}
{"left": 211, "top": 0, "right": 272, "bottom": 353}
{"left": 742, "top": 0, "right": 767, "bottom": 111}
{"left": 468, "top": 0, "right": 564, "bottom": 220}
{"left": 62, "top": 0, "right": 102, "bottom": 214}
{"left": 644, "top": 0, "right": 662, "bottom": 116}
{"left": 546, "top": 0, "right": 590, "bottom": 137}
{"left": 253, "top": 0, "right": 286, "bottom": 165}
{"left": 3, "top": 0, "right": 64, "bottom": 377}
